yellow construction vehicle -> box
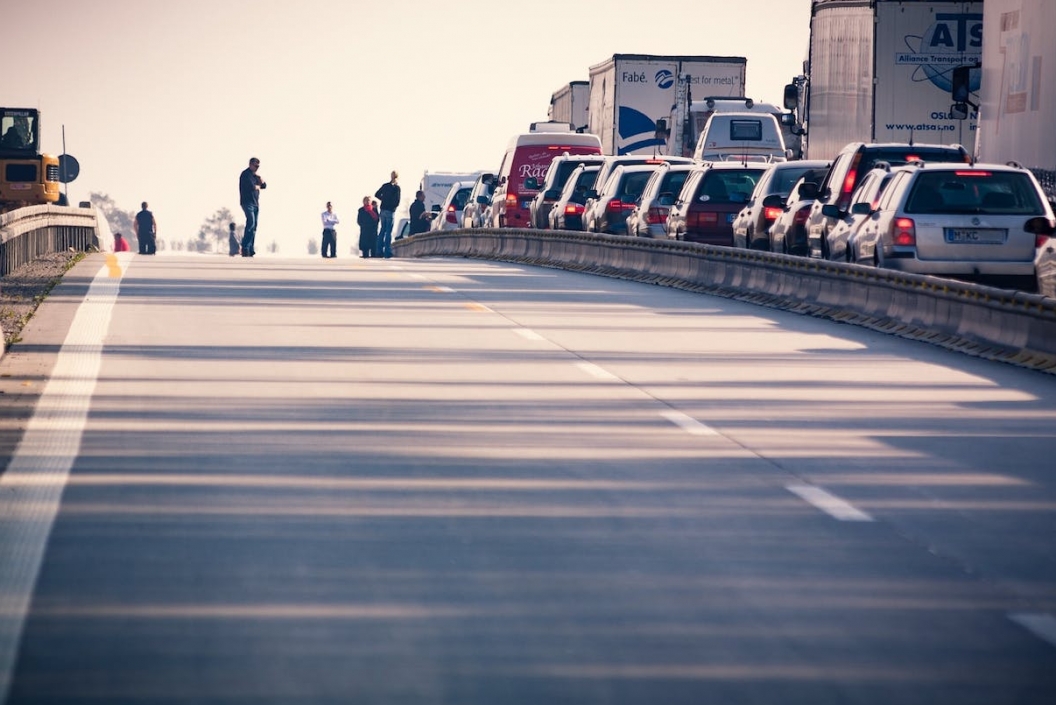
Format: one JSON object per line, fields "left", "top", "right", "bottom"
{"left": 1, "top": 107, "right": 60, "bottom": 212}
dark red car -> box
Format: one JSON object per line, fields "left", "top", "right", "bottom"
{"left": 666, "top": 163, "right": 766, "bottom": 245}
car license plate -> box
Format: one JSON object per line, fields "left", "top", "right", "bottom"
{"left": 944, "top": 228, "right": 1007, "bottom": 244}
{"left": 727, "top": 213, "right": 736, "bottom": 224}
{"left": 521, "top": 200, "right": 532, "bottom": 209}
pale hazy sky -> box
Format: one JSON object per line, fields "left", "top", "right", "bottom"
{"left": 6, "top": 0, "right": 811, "bottom": 255}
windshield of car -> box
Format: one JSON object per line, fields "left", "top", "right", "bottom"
{"left": 695, "top": 170, "right": 764, "bottom": 204}
{"left": 905, "top": 171, "right": 1045, "bottom": 215}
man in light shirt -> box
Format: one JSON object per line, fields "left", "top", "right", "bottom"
{"left": 320, "top": 201, "right": 340, "bottom": 258}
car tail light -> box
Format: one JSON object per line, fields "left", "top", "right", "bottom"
{"left": 505, "top": 193, "right": 518, "bottom": 209}
{"left": 764, "top": 206, "right": 783, "bottom": 222}
{"left": 891, "top": 217, "right": 916, "bottom": 246}
{"left": 838, "top": 153, "right": 862, "bottom": 210}
{"left": 565, "top": 203, "right": 584, "bottom": 216}
{"left": 793, "top": 205, "right": 810, "bottom": 226}
{"left": 446, "top": 204, "right": 457, "bottom": 224}
{"left": 647, "top": 206, "right": 669, "bottom": 225}
{"left": 607, "top": 199, "right": 624, "bottom": 213}
{"left": 689, "top": 211, "right": 719, "bottom": 229}
{"left": 955, "top": 170, "right": 992, "bottom": 177}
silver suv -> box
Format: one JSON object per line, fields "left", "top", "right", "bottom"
{"left": 853, "top": 161, "right": 1055, "bottom": 290}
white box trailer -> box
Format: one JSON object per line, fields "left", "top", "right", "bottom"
{"left": 548, "top": 81, "right": 589, "bottom": 132}
{"left": 587, "top": 54, "right": 746, "bottom": 156}
{"left": 419, "top": 171, "right": 484, "bottom": 213}
{"left": 799, "top": 0, "right": 983, "bottom": 160}
{"left": 976, "top": 0, "right": 1056, "bottom": 180}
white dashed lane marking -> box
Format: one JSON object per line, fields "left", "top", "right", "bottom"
{"left": 786, "top": 484, "right": 875, "bottom": 522}
{"left": 660, "top": 410, "right": 718, "bottom": 436}
{"left": 575, "top": 362, "right": 620, "bottom": 381}
{"left": 1009, "top": 613, "right": 1056, "bottom": 650}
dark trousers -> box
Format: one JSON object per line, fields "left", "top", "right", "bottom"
{"left": 138, "top": 234, "right": 156, "bottom": 255}
{"left": 241, "top": 204, "right": 258, "bottom": 255}
{"left": 321, "top": 228, "right": 337, "bottom": 258}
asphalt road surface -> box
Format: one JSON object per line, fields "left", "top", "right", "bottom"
{"left": 1, "top": 252, "right": 1055, "bottom": 704}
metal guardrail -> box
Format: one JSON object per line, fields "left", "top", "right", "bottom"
{"left": 394, "top": 228, "right": 1056, "bottom": 374}
{"left": 0, "top": 204, "right": 104, "bottom": 276}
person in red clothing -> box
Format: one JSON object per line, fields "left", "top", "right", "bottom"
{"left": 113, "top": 232, "right": 130, "bottom": 252}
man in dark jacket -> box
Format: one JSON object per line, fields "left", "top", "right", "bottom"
{"left": 374, "top": 170, "right": 401, "bottom": 258}
{"left": 408, "top": 190, "right": 431, "bottom": 235}
{"left": 238, "top": 157, "right": 266, "bottom": 257}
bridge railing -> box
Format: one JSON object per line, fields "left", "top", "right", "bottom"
{"left": 395, "top": 228, "right": 1056, "bottom": 374}
{"left": 0, "top": 204, "right": 106, "bottom": 276}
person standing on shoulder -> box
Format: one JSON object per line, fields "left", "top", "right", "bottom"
{"left": 239, "top": 157, "right": 266, "bottom": 257}
{"left": 374, "top": 170, "right": 400, "bottom": 258}
{"left": 408, "top": 190, "right": 431, "bottom": 235}
{"left": 320, "top": 201, "right": 340, "bottom": 258}
{"left": 228, "top": 222, "right": 240, "bottom": 256}
{"left": 134, "top": 202, "right": 157, "bottom": 255}
{"left": 357, "top": 196, "right": 379, "bottom": 258}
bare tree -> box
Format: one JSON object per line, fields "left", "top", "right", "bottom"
{"left": 198, "top": 207, "right": 237, "bottom": 252}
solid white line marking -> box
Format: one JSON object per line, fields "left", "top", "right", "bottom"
{"left": 1009, "top": 613, "right": 1056, "bottom": 649}
{"left": 0, "top": 255, "right": 127, "bottom": 701}
{"left": 660, "top": 410, "right": 718, "bottom": 436}
{"left": 575, "top": 362, "right": 619, "bottom": 381}
{"left": 786, "top": 484, "right": 874, "bottom": 522}
{"left": 427, "top": 285, "right": 455, "bottom": 293}
{"left": 515, "top": 329, "right": 546, "bottom": 342}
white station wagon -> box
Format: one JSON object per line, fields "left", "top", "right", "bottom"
{"left": 854, "top": 161, "right": 1056, "bottom": 290}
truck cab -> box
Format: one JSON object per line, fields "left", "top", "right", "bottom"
{"left": 0, "top": 108, "right": 60, "bottom": 211}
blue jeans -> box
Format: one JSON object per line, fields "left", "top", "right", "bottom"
{"left": 378, "top": 210, "right": 394, "bottom": 257}
{"left": 241, "top": 204, "right": 258, "bottom": 255}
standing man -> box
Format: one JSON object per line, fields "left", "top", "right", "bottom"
{"left": 320, "top": 201, "right": 340, "bottom": 258}
{"left": 134, "top": 202, "right": 157, "bottom": 255}
{"left": 239, "top": 157, "right": 266, "bottom": 257}
{"left": 374, "top": 170, "right": 401, "bottom": 258}
{"left": 408, "top": 190, "right": 430, "bottom": 235}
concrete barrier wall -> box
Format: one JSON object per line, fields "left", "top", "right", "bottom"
{"left": 0, "top": 205, "right": 103, "bottom": 275}
{"left": 394, "top": 229, "right": 1056, "bottom": 373}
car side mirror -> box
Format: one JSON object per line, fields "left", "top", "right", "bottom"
{"left": 1025, "top": 216, "right": 1056, "bottom": 236}
{"left": 524, "top": 177, "right": 539, "bottom": 190}
{"left": 761, "top": 194, "right": 785, "bottom": 209}
{"left": 798, "top": 182, "right": 819, "bottom": 201}
{"left": 544, "top": 189, "right": 561, "bottom": 200}
{"left": 821, "top": 204, "right": 843, "bottom": 219}
{"left": 850, "top": 202, "right": 873, "bottom": 216}
{"left": 476, "top": 195, "right": 489, "bottom": 204}
{"left": 431, "top": 205, "right": 441, "bottom": 213}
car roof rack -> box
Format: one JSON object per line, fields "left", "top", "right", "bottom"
{"left": 1006, "top": 160, "right": 1025, "bottom": 169}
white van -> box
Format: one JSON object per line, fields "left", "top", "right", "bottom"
{"left": 488, "top": 125, "right": 602, "bottom": 228}
{"left": 692, "top": 112, "right": 789, "bottom": 163}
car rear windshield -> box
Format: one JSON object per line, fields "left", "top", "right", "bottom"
{"left": 855, "top": 147, "right": 966, "bottom": 182}
{"left": 695, "top": 170, "right": 764, "bottom": 205}
{"left": 615, "top": 172, "right": 654, "bottom": 201}
{"left": 658, "top": 171, "right": 690, "bottom": 199}
{"left": 452, "top": 187, "right": 473, "bottom": 211}
{"left": 905, "top": 171, "right": 1045, "bottom": 215}
{"left": 771, "top": 165, "right": 820, "bottom": 196}
{"left": 552, "top": 161, "right": 591, "bottom": 190}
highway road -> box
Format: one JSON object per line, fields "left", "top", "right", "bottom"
{"left": 1, "top": 252, "right": 1055, "bottom": 704}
